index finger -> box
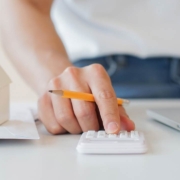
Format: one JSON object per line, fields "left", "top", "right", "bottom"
{"left": 85, "top": 64, "right": 120, "bottom": 134}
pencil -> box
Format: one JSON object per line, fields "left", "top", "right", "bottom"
{"left": 49, "top": 90, "right": 129, "bottom": 105}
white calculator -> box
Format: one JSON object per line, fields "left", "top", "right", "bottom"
{"left": 76, "top": 130, "right": 147, "bottom": 154}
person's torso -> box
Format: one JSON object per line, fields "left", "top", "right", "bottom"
{"left": 51, "top": 0, "right": 180, "bottom": 61}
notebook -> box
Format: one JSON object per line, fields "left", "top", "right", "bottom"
{"left": 147, "top": 108, "right": 180, "bottom": 131}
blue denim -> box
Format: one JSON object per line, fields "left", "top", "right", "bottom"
{"left": 73, "top": 55, "right": 180, "bottom": 98}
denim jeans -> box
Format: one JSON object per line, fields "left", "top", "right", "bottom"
{"left": 73, "top": 55, "right": 180, "bottom": 98}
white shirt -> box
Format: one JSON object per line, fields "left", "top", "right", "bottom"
{"left": 51, "top": 0, "right": 180, "bottom": 62}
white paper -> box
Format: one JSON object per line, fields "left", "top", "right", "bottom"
{"left": 0, "top": 104, "right": 39, "bottom": 139}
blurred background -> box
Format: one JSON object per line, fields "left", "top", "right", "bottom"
{"left": 0, "top": 39, "right": 37, "bottom": 102}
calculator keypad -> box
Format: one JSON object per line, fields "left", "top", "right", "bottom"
{"left": 120, "top": 131, "right": 129, "bottom": 139}
{"left": 77, "top": 130, "right": 147, "bottom": 154}
{"left": 85, "top": 130, "right": 140, "bottom": 141}
{"left": 97, "top": 131, "right": 106, "bottom": 138}
{"left": 130, "top": 131, "right": 139, "bottom": 139}
{"left": 108, "top": 134, "right": 117, "bottom": 138}
{"left": 86, "top": 130, "right": 95, "bottom": 138}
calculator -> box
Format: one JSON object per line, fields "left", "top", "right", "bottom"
{"left": 76, "top": 130, "right": 148, "bottom": 154}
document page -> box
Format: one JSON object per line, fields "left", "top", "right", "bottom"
{"left": 0, "top": 104, "right": 39, "bottom": 139}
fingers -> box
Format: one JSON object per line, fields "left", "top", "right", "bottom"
{"left": 86, "top": 64, "right": 121, "bottom": 134}
{"left": 49, "top": 75, "right": 82, "bottom": 134}
{"left": 39, "top": 64, "right": 135, "bottom": 135}
{"left": 50, "top": 96, "right": 82, "bottom": 134}
{"left": 38, "top": 92, "right": 66, "bottom": 135}
{"left": 62, "top": 67, "right": 99, "bottom": 132}
{"left": 118, "top": 106, "right": 135, "bottom": 131}
{"left": 72, "top": 98, "right": 99, "bottom": 132}
{"left": 71, "top": 89, "right": 99, "bottom": 132}
{"left": 48, "top": 66, "right": 99, "bottom": 134}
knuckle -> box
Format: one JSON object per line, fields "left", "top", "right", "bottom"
{"left": 104, "top": 112, "right": 115, "bottom": 119}
{"left": 38, "top": 93, "right": 49, "bottom": 106}
{"left": 55, "top": 113, "right": 82, "bottom": 134}
{"left": 99, "top": 90, "right": 115, "bottom": 100}
{"left": 91, "top": 63, "right": 104, "bottom": 71}
{"left": 89, "top": 64, "right": 105, "bottom": 74}
{"left": 76, "top": 106, "right": 95, "bottom": 120}
{"left": 56, "top": 113, "right": 72, "bottom": 125}
{"left": 64, "top": 66, "right": 79, "bottom": 78}
{"left": 103, "top": 112, "right": 117, "bottom": 122}
{"left": 47, "top": 125, "right": 62, "bottom": 135}
{"left": 88, "top": 64, "right": 109, "bottom": 79}
{"left": 48, "top": 77, "right": 60, "bottom": 89}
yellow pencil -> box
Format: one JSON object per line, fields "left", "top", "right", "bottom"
{"left": 49, "top": 90, "right": 129, "bottom": 105}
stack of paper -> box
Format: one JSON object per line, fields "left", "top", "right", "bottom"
{"left": 0, "top": 104, "right": 39, "bottom": 139}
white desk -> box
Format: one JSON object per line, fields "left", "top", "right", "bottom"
{"left": 0, "top": 100, "right": 180, "bottom": 180}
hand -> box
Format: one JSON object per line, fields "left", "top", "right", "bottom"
{"left": 38, "top": 64, "right": 135, "bottom": 134}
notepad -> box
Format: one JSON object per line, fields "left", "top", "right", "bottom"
{"left": 0, "top": 104, "right": 39, "bottom": 139}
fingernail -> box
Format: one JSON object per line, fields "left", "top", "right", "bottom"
{"left": 107, "top": 122, "right": 119, "bottom": 134}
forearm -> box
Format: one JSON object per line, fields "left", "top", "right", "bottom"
{"left": 0, "top": 0, "right": 72, "bottom": 95}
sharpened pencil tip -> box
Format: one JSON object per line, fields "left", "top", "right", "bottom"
{"left": 49, "top": 90, "right": 53, "bottom": 93}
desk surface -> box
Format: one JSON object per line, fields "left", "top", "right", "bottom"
{"left": 0, "top": 100, "right": 180, "bottom": 180}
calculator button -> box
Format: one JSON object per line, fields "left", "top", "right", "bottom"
{"left": 130, "top": 131, "right": 139, "bottom": 140}
{"left": 86, "top": 131, "right": 95, "bottom": 138}
{"left": 119, "top": 131, "right": 129, "bottom": 139}
{"left": 108, "top": 134, "right": 117, "bottom": 138}
{"left": 97, "top": 131, "right": 106, "bottom": 138}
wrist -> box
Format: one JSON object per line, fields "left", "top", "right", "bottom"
{"left": 36, "top": 51, "right": 73, "bottom": 95}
